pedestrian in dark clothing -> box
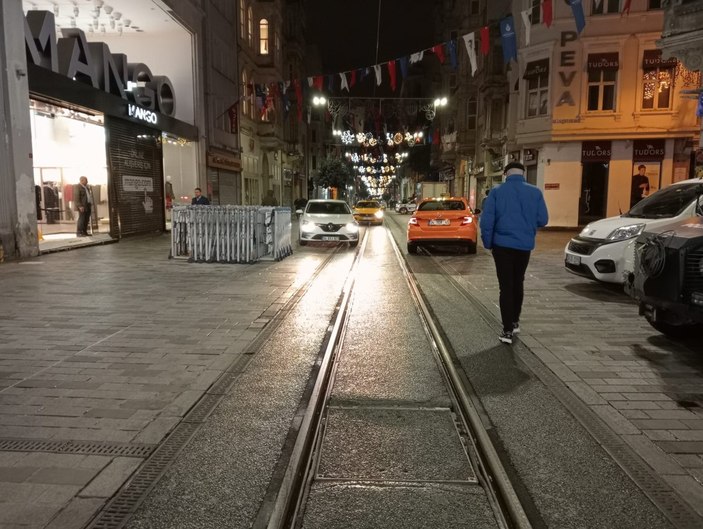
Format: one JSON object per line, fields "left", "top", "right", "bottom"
{"left": 479, "top": 162, "right": 549, "bottom": 344}
{"left": 75, "top": 176, "right": 94, "bottom": 236}
{"left": 191, "top": 187, "right": 210, "bottom": 205}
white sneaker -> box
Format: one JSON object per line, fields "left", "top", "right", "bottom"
{"left": 499, "top": 331, "right": 513, "bottom": 344}
{"left": 512, "top": 322, "right": 520, "bottom": 334}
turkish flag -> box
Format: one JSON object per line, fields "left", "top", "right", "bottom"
{"left": 480, "top": 26, "right": 490, "bottom": 56}
{"left": 543, "top": 0, "right": 553, "bottom": 27}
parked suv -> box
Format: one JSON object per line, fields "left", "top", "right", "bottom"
{"left": 565, "top": 179, "right": 703, "bottom": 283}
{"left": 625, "top": 216, "right": 703, "bottom": 339}
{"left": 395, "top": 201, "right": 417, "bottom": 214}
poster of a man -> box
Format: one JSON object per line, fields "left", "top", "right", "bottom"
{"left": 630, "top": 164, "right": 651, "bottom": 209}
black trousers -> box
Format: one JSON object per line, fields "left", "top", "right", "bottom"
{"left": 77, "top": 204, "right": 92, "bottom": 235}
{"left": 491, "top": 245, "right": 531, "bottom": 332}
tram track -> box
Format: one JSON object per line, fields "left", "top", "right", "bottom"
{"left": 263, "top": 226, "right": 531, "bottom": 529}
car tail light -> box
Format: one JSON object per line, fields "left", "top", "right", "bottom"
{"left": 461, "top": 216, "right": 473, "bottom": 225}
{"left": 408, "top": 218, "right": 419, "bottom": 226}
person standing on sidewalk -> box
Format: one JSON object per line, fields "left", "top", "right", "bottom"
{"left": 75, "top": 176, "right": 94, "bottom": 237}
{"left": 479, "top": 162, "right": 548, "bottom": 344}
{"left": 191, "top": 187, "right": 210, "bottom": 205}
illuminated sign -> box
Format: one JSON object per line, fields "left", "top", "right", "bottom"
{"left": 24, "top": 10, "right": 176, "bottom": 118}
{"left": 128, "top": 104, "right": 158, "bottom": 124}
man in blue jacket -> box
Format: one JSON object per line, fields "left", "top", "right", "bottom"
{"left": 480, "top": 162, "right": 549, "bottom": 344}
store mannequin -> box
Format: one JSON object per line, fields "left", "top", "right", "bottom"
{"left": 165, "top": 175, "right": 175, "bottom": 209}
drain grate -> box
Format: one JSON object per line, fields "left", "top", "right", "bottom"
{"left": 0, "top": 439, "right": 154, "bottom": 458}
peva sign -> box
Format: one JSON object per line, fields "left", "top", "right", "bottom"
{"left": 24, "top": 10, "right": 176, "bottom": 118}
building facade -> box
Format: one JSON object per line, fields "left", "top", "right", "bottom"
{"left": 510, "top": 0, "right": 700, "bottom": 227}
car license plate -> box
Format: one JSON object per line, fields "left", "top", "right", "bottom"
{"left": 322, "top": 236, "right": 339, "bottom": 241}
{"left": 428, "top": 219, "right": 450, "bottom": 226}
{"left": 566, "top": 254, "right": 581, "bottom": 265}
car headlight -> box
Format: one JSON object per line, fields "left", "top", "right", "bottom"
{"left": 301, "top": 220, "right": 316, "bottom": 232}
{"left": 606, "top": 224, "right": 645, "bottom": 241}
{"left": 374, "top": 210, "right": 384, "bottom": 219}
{"left": 345, "top": 222, "right": 359, "bottom": 233}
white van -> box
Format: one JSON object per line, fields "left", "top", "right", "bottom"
{"left": 564, "top": 178, "right": 703, "bottom": 283}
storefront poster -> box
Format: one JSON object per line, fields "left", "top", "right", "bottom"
{"left": 122, "top": 175, "right": 154, "bottom": 193}
{"left": 631, "top": 163, "right": 661, "bottom": 195}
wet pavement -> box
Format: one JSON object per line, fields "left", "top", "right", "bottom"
{"left": 0, "top": 214, "right": 701, "bottom": 528}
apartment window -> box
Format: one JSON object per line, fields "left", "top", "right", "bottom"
{"left": 467, "top": 97, "right": 477, "bottom": 130}
{"left": 523, "top": 59, "right": 549, "bottom": 117}
{"left": 247, "top": 7, "right": 253, "bottom": 46}
{"left": 530, "top": 0, "right": 541, "bottom": 24}
{"left": 312, "top": 155, "right": 317, "bottom": 170}
{"left": 592, "top": 0, "right": 620, "bottom": 15}
{"left": 239, "top": 0, "right": 245, "bottom": 39}
{"left": 642, "top": 50, "right": 675, "bottom": 110}
{"left": 259, "top": 19, "right": 269, "bottom": 54}
{"left": 648, "top": 0, "right": 662, "bottom": 9}
{"left": 242, "top": 70, "right": 249, "bottom": 117}
{"left": 587, "top": 53, "right": 618, "bottom": 111}
{"left": 490, "top": 99, "right": 503, "bottom": 132}
{"left": 470, "top": 0, "right": 480, "bottom": 15}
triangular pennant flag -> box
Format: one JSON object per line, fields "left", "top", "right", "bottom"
{"left": 543, "top": 0, "right": 553, "bottom": 28}
{"left": 521, "top": 10, "right": 532, "bottom": 46}
{"left": 432, "top": 44, "right": 445, "bottom": 64}
{"left": 568, "top": 0, "right": 586, "bottom": 34}
{"left": 500, "top": 16, "right": 518, "bottom": 64}
{"left": 480, "top": 26, "right": 490, "bottom": 56}
{"left": 313, "top": 76, "right": 323, "bottom": 90}
{"left": 340, "top": 72, "right": 349, "bottom": 92}
{"left": 307, "top": 77, "right": 313, "bottom": 87}
{"left": 447, "top": 40, "right": 458, "bottom": 71}
{"left": 594, "top": 0, "right": 603, "bottom": 10}
{"left": 399, "top": 56, "right": 409, "bottom": 78}
{"left": 326, "top": 74, "right": 334, "bottom": 92}
{"left": 350, "top": 69, "right": 357, "bottom": 87}
{"left": 410, "top": 51, "right": 424, "bottom": 63}
{"left": 360, "top": 67, "right": 368, "bottom": 81}
{"left": 373, "top": 64, "right": 382, "bottom": 86}
{"left": 388, "top": 60, "right": 397, "bottom": 91}
{"left": 462, "top": 33, "right": 477, "bottom": 76}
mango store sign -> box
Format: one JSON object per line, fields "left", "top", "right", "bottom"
{"left": 24, "top": 10, "right": 176, "bottom": 118}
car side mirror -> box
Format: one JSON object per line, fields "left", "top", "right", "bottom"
{"left": 296, "top": 209, "right": 303, "bottom": 215}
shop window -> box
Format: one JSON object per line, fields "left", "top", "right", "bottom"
{"left": 529, "top": 0, "right": 541, "bottom": 24}
{"left": 587, "top": 54, "right": 619, "bottom": 111}
{"left": 239, "top": 0, "right": 246, "bottom": 39}
{"left": 648, "top": 0, "right": 662, "bottom": 9}
{"left": 592, "top": 0, "right": 620, "bottom": 15}
{"left": 467, "top": 97, "right": 477, "bottom": 130}
{"left": 642, "top": 67, "right": 674, "bottom": 110}
{"left": 247, "top": 7, "right": 253, "bottom": 47}
{"left": 259, "top": 19, "right": 269, "bottom": 55}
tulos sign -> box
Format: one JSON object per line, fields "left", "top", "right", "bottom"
{"left": 24, "top": 10, "right": 176, "bottom": 118}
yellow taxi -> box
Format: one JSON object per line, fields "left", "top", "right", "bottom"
{"left": 353, "top": 200, "right": 384, "bottom": 225}
{"left": 407, "top": 197, "right": 478, "bottom": 254}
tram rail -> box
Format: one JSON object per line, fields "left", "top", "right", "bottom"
{"left": 263, "top": 227, "right": 531, "bottom": 529}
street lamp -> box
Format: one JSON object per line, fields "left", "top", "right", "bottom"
{"left": 421, "top": 96, "right": 448, "bottom": 120}
{"left": 312, "top": 95, "right": 327, "bottom": 106}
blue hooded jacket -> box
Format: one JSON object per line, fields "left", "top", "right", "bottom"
{"left": 479, "top": 175, "right": 548, "bottom": 251}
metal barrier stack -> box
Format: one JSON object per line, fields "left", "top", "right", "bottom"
{"left": 170, "top": 206, "right": 292, "bottom": 263}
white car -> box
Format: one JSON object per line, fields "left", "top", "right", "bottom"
{"left": 297, "top": 199, "right": 359, "bottom": 247}
{"left": 565, "top": 178, "right": 703, "bottom": 283}
{"left": 395, "top": 201, "right": 417, "bottom": 214}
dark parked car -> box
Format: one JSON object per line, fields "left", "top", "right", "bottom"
{"left": 625, "top": 215, "right": 703, "bottom": 339}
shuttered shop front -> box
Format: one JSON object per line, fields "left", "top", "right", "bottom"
{"left": 106, "top": 117, "right": 165, "bottom": 237}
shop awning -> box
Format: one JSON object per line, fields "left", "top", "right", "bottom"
{"left": 642, "top": 49, "right": 677, "bottom": 69}
{"left": 587, "top": 53, "right": 619, "bottom": 71}
{"left": 523, "top": 58, "right": 550, "bottom": 79}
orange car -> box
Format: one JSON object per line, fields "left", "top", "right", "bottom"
{"left": 407, "top": 197, "right": 478, "bottom": 254}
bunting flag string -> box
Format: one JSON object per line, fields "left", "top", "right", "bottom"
{"left": 229, "top": 0, "right": 585, "bottom": 125}
{"left": 622, "top": 0, "right": 632, "bottom": 16}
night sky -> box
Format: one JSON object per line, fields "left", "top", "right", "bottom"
{"left": 306, "top": 0, "right": 436, "bottom": 74}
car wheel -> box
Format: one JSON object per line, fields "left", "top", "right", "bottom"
{"left": 400, "top": 207, "right": 408, "bottom": 214}
{"left": 646, "top": 317, "right": 703, "bottom": 340}
{"left": 349, "top": 240, "right": 358, "bottom": 248}
{"left": 466, "top": 242, "right": 477, "bottom": 254}
{"left": 299, "top": 239, "right": 308, "bottom": 246}
{"left": 407, "top": 242, "right": 418, "bottom": 254}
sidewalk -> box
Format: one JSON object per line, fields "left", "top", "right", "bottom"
{"left": 0, "top": 233, "right": 329, "bottom": 529}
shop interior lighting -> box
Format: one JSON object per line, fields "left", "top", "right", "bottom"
{"left": 104, "top": 6, "right": 113, "bottom": 15}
